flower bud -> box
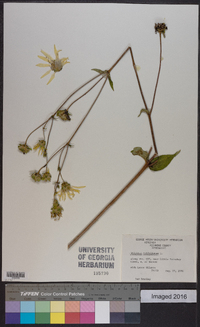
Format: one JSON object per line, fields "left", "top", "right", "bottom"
{"left": 56, "top": 110, "right": 71, "bottom": 121}
{"left": 31, "top": 171, "right": 42, "bottom": 182}
{"left": 154, "top": 23, "right": 168, "bottom": 38}
{"left": 42, "top": 170, "right": 52, "bottom": 182}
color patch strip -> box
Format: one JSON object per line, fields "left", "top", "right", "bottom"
{"left": 5, "top": 300, "right": 140, "bottom": 324}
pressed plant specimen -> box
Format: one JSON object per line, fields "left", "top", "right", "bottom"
{"left": 18, "top": 23, "right": 180, "bottom": 249}
{"left": 36, "top": 45, "right": 70, "bottom": 85}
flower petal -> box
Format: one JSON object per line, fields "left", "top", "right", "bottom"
{"left": 61, "top": 58, "right": 70, "bottom": 66}
{"left": 72, "top": 189, "right": 81, "bottom": 194}
{"left": 38, "top": 55, "right": 49, "bottom": 62}
{"left": 33, "top": 144, "right": 39, "bottom": 150}
{"left": 72, "top": 186, "right": 86, "bottom": 189}
{"left": 40, "top": 50, "right": 53, "bottom": 61}
{"left": 40, "top": 69, "right": 51, "bottom": 79}
{"left": 67, "top": 193, "right": 73, "bottom": 200}
{"left": 36, "top": 63, "right": 51, "bottom": 67}
{"left": 54, "top": 45, "right": 61, "bottom": 60}
{"left": 47, "top": 72, "right": 55, "bottom": 85}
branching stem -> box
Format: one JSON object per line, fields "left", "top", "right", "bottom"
{"left": 25, "top": 74, "right": 102, "bottom": 144}
{"left": 38, "top": 77, "right": 108, "bottom": 173}
{"left": 24, "top": 32, "right": 165, "bottom": 248}
{"left": 65, "top": 76, "right": 104, "bottom": 112}
{"left": 68, "top": 35, "right": 163, "bottom": 248}
{"left": 108, "top": 46, "right": 158, "bottom": 154}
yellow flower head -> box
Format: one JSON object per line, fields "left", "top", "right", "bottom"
{"left": 58, "top": 182, "right": 85, "bottom": 201}
{"left": 36, "top": 45, "right": 70, "bottom": 85}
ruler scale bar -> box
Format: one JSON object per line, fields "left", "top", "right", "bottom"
{"left": 5, "top": 283, "right": 141, "bottom": 324}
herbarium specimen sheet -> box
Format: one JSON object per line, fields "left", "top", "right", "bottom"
{"left": 3, "top": 3, "right": 198, "bottom": 282}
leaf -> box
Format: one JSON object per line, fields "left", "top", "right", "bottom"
{"left": 149, "top": 150, "right": 181, "bottom": 171}
{"left": 108, "top": 75, "right": 114, "bottom": 91}
{"left": 131, "top": 147, "right": 149, "bottom": 162}
{"left": 92, "top": 68, "right": 114, "bottom": 90}
{"left": 138, "top": 108, "right": 149, "bottom": 117}
{"left": 92, "top": 68, "right": 105, "bottom": 74}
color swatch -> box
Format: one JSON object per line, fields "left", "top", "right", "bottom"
{"left": 5, "top": 300, "right": 140, "bottom": 324}
{"left": 5, "top": 283, "right": 141, "bottom": 324}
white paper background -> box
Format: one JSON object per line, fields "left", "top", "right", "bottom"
{"left": 3, "top": 3, "right": 198, "bottom": 282}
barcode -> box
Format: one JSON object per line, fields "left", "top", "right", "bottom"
{"left": 6, "top": 271, "right": 25, "bottom": 278}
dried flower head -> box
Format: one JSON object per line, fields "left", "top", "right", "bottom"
{"left": 18, "top": 143, "right": 32, "bottom": 154}
{"left": 33, "top": 140, "right": 46, "bottom": 156}
{"left": 154, "top": 23, "right": 168, "bottom": 38}
{"left": 56, "top": 109, "right": 71, "bottom": 121}
{"left": 42, "top": 170, "right": 52, "bottom": 182}
{"left": 51, "top": 198, "right": 63, "bottom": 220}
{"left": 58, "top": 182, "right": 85, "bottom": 201}
{"left": 31, "top": 171, "right": 42, "bottom": 182}
{"left": 36, "top": 45, "right": 70, "bottom": 85}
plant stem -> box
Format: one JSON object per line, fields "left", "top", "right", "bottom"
{"left": 54, "top": 146, "right": 69, "bottom": 196}
{"left": 108, "top": 46, "right": 158, "bottom": 154}
{"left": 128, "top": 47, "right": 149, "bottom": 110}
{"left": 65, "top": 76, "right": 104, "bottom": 112}
{"left": 66, "top": 44, "right": 162, "bottom": 248}
{"left": 129, "top": 46, "right": 158, "bottom": 153}
{"left": 25, "top": 74, "right": 102, "bottom": 144}
{"left": 148, "top": 114, "right": 158, "bottom": 154}
{"left": 108, "top": 47, "right": 130, "bottom": 72}
{"left": 67, "top": 77, "right": 108, "bottom": 145}
{"left": 38, "top": 78, "right": 108, "bottom": 172}
{"left": 60, "top": 146, "right": 69, "bottom": 171}
{"left": 146, "top": 33, "right": 162, "bottom": 153}
{"left": 108, "top": 47, "right": 148, "bottom": 111}
{"left": 46, "top": 117, "right": 54, "bottom": 149}
{"left": 150, "top": 33, "right": 162, "bottom": 115}
{"left": 68, "top": 153, "right": 156, "bottom": 249}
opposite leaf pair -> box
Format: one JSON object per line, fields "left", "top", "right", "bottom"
{"left": 131, "top": 147, "right": 181, "bottom": 171}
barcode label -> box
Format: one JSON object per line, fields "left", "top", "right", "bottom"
{"left": 6, "top": 271, "right": 25, "bottom": 279}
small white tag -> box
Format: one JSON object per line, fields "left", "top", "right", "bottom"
{"left": 141, "top": 290, "right": 196, "bottom": 303}
{"left": 4, "top": 271, "right": 26, "bottom": 281}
